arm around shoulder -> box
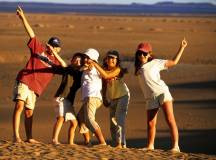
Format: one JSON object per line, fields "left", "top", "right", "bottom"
{"left": 92, "top": 61, "right": 121, "bottom": 79}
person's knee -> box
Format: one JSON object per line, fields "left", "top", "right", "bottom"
{"left": 86, "top": 117, "right": 95, "bottom": 127}
{"left": 166, "top": 116, "right": 176, "bottom": 126}
{"left": 14, "top": 100, "right": 24, "bottom": 112}
{"left": 86, "top": 119, "right": 98, "bottom": 133}
{"left": 57, "top": 116, "right": 65, "bottom": 122}
{"left": 116, "top": 116, "right": 125, "bottom": 126}
{"left": 25, "top": 109, "right": 33, "bottom": 118}
{"left": 70, "top": 120, "right": 78, "bottom": 128}
{"left": 147, "top": 120, "right": 156, "bottom": 129}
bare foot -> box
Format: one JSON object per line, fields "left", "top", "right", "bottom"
{"left": 98, "top": 143, "right": 107, "bottom": 146}
{"left": 52, "top": 139, "right": 60, "bottom": 145}
{"left": 140, "top": 147, "right": 154, "bottom": 151}
{"left": 69, "top": 143, "right": 77, "bottom": 146}
{"left": 122, "top": 145, "right": 127, "bottom": 149}
{"left": 170, "top": 146, "right": 180, "bottom": 152}
{"left": 26, "top": 139, "right": 40, "bottom": 144}
{"left": 115, "top": 144, "right": 122, "bottom": 149}
{"left": 84, "top": 142, "right": 93, "bottom": 147}
{"left": 13, "top": 137, "right": 23, "bottom": 143}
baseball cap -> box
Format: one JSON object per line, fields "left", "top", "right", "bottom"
{"left": 48, "top": 37, "right": 61, "bottom": 47}
{"left": 137, "top": 42, "right": 152, "bottom": 53}
{"left": 106, "top": 50, "right": 120, "bottom": 59}
{"left": 83, "top": 48, "right": 99, "bottom": 62}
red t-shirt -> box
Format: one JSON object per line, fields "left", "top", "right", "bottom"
{"left": 16, "top": 37, "right": 59, "bottom": 96}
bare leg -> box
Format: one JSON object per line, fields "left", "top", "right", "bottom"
{"left": 77, "top": 105, "right": 91, "bottom": 145}
{"left": 83, "top": 131, "right": 90, "bottom": 145}
{"left": 94, "top": 127, "right": 106, "bottom": 145}
{"left": 162, "top": 101, "right": 180, "bottom": 151}
{"left": 52, "top": 116, "right": 64, "bottom": 144}
{"left": 24, "top": 108, "right": 39, "bottom": 143}
{"left": 13, "top": 100, "right": 24, "bottom": 142}
{"left": 68, "top": 119, "right": 78, "bottom": 145}
{"left": 146, "top": 108, "right": 159, "bottom": 150}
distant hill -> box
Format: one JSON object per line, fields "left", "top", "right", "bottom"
{"left": 0, "top": 1, "right": 216, "bottom": 15}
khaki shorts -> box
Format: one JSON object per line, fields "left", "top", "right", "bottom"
{"left": 78, "top": 97, "right": 102, "bottom": 133}
{"left": 55, "top": 97, "right": 76, "bottom": 121}
{"left": 13, "top": 81, "right": 37, "bottom": 110}
{"left": 146, "top": 92, "right": 173, "bottom": 110}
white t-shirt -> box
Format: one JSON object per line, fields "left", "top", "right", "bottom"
{"left": 81, "top": 67, "right": 102, "bottom": 100}
{"left": 138, "top": 59, "right": 170, "bottom": 99}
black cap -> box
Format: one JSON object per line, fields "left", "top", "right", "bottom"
{"left": 106, "top": 50, "right": 120, "bottom": 59}
{"left": 48, "top": 37, "right": 61, "bottom": 47}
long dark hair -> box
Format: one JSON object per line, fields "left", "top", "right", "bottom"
{"left": 134, "top": 50, "right": 154, "bottom": 76}
{"left": 103, "top": 50, "right": 128, "bottom": 78}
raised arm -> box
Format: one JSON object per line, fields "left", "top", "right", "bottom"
{"left": 16, "top": 6, "right": 35, "bottom": 38}
{"left": 165, "top": 38, "right": 187, "bottom": 68}
{"left": 91, "top": 61, "right": 120, "bottom": 79}
{"left": 46, "top": 44, "right": 67, "bottom": 67}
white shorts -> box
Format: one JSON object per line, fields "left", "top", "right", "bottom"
{"left": 13, "top": 81, "right": 37, "bottom": 110}
{"left": 55, "top": 97, "right": 76, "bottom": 121}
{"left": 146, "top": 92, "right": 173, "bottom": 110}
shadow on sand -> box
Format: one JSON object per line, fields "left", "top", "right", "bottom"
{"left": 87, "top": 129, "right": 216, "bottom": 155}
{"left": 124, "top": 129, "right": 216, "bottom": 155}
{"left": 175, "top": 99, "right": 216, "bottom": 108}
{"left": 170, "top": 80, "right": 216, "bottom": 89}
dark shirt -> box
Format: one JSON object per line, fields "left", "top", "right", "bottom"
{"left": 53, "top": 65, "right": 82, "bottom": 105}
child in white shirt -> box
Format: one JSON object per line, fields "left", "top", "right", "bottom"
{"left": 77, "top": 48, "right": 106, "bottom": 145}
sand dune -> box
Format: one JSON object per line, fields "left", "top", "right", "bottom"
{"left": 0, "top": 13, "right": 216, "bottom": 158}
{"left": 0, "top": 140, "right": 215, "bottom": 159}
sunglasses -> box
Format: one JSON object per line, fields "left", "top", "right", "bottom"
{"left": 137, "top": 51, "right": 148, "bottom": 57}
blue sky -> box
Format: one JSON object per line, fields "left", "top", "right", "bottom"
{"left": 1, "top": 0, "right": 216, "bottom": 4}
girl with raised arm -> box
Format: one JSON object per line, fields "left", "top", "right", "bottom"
{"left": 134, "top": 39, "right": 187, "bottom": 152}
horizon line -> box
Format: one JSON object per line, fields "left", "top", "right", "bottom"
{"left": 0, "top": 1, "right": 215, "bottom": 5}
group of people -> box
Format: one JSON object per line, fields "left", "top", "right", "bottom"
{"left": 12, "top": 6, "right": 187, "bottom": 152}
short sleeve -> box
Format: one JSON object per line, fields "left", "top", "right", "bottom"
{"left": 28, "top": 37, "right": 45, "bottom": 55}
{"left": 156, "top": 59, "right": 168, "bottom": 71}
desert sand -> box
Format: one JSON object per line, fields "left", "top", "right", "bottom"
{"left": 0, "top": 13, "right": 216, "bottom": 159}
{"left": 1, "top": 140, "right": 216, "bottom": 160}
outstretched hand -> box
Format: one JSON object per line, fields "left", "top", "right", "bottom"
{"left": 181, "top": 38, "right": 187, "bottom": 48}
{"left": 16, "top": 6, "right": 24, "bottom": 19}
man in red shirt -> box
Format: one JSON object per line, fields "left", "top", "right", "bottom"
{"left": 13, "top": 6, "right": 66, "bottom": 143}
